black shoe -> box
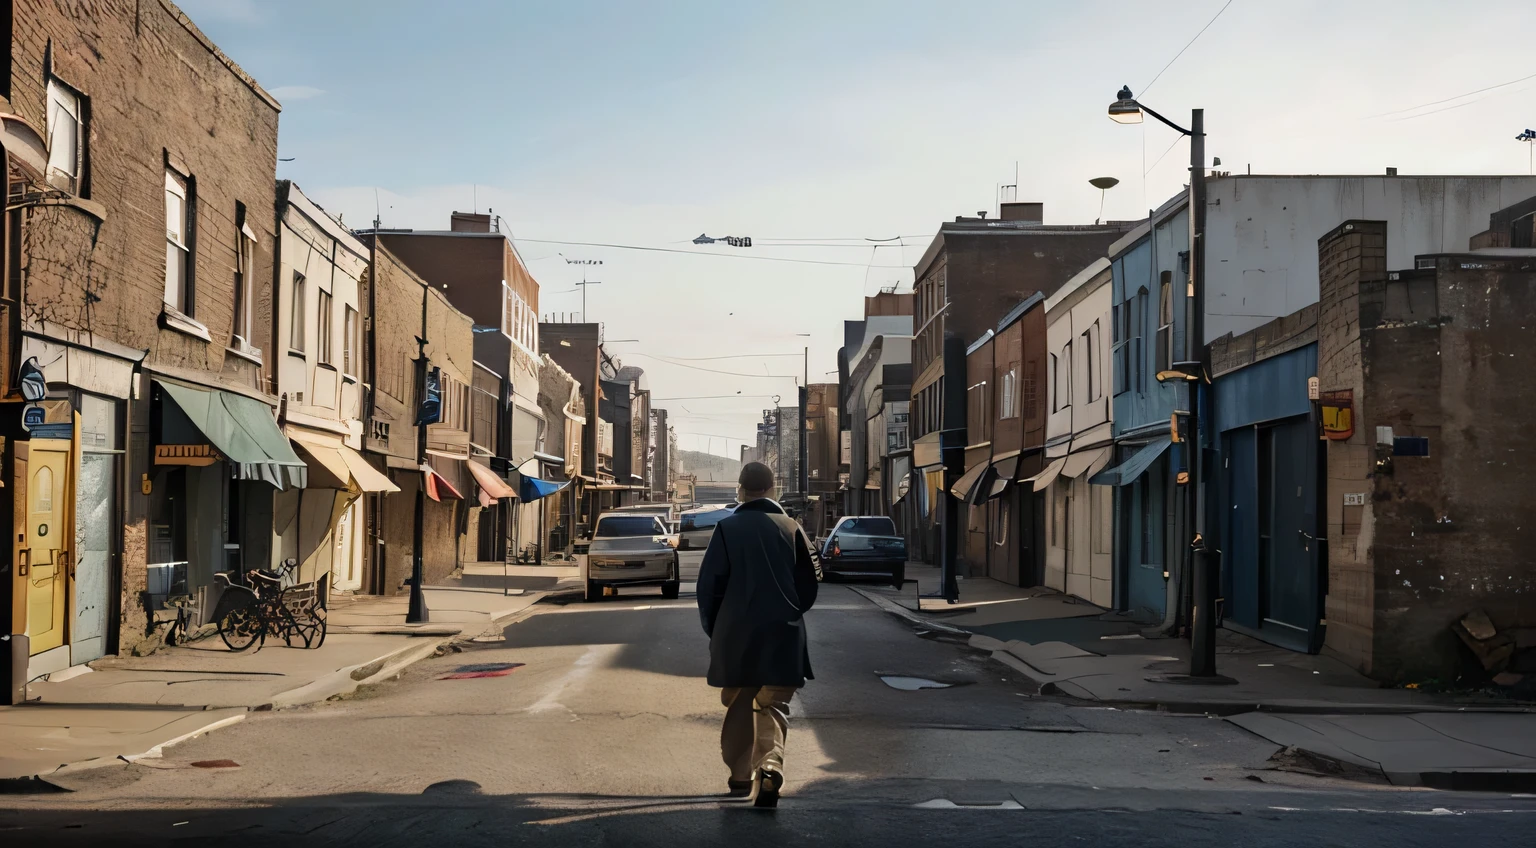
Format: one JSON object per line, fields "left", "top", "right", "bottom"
{"left": 727, "top": 779, "right": 754, "bottom": 798}
{"left": 753, "top": 767, "right": 783, "bottom": 808}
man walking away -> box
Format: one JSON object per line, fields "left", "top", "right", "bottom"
{"left": 696, "top": 461, "right": 821, "bottom": 808}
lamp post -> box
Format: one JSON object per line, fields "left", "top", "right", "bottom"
{"left": 1110, "top": 86, "right": 1219, "bottom": 678}
{"left": 796, "top": 334, "right": 811, "bottom": 511}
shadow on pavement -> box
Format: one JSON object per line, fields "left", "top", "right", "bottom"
{"left": 3, "top": 783, "right": 1528, "bottom": 847}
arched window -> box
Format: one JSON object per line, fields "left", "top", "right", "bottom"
{"left": 33, "top": 466, "right": 54, "bottom": 513}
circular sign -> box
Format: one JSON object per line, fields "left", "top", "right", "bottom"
{"left": 37, "top": 523, "right": 48, "bottom": 538}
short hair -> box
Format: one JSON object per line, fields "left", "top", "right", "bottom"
{"left": 739, "top": 461, "right": 774, "bottom": 494}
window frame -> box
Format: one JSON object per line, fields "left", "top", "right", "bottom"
{"left": 316, "top": 288, "right": 334, "bottom": 366}
{"left": 343, "top": 305, "right": 359, "bottom": 378}
{"left": 46, "top": 77, "right": 84, "bottom": 194}
{"left": 164, "top": 169, "right": 191, "bottom": 314}
{"left": 233, "top": 211, "right": 256, "bottom": 346}
{"left": 289, "top": 271, "right": 307, "bottom": 353}
{"left": 1156, "top": 271, "right": 1174, "bottom": 374}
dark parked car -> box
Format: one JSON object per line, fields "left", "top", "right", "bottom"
{"left": 819, "top": 516, "right": 906, "bottom": 588}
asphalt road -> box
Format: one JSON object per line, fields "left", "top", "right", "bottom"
{"left": 3, "top": 552, "right": 1531, "bottom": 846}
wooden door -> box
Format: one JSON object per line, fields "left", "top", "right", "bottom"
{"left": 24, "top": 439, "right": 72, "bottom": 655}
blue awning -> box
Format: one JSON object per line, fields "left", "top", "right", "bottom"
{"left": 1089, "top": 436, "right": 1172, "bottom": 487}
{"left": 519, "top": 474, "right": 570, "bottom": 502}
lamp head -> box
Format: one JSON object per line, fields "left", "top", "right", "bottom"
{"left": 1108, "top": 86, "right": 1143, "bottom": 124}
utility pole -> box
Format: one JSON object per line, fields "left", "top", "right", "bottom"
{"left": 1186, "top": 108, "right": 1217, "bottom": 678}
{"left": 798, "top": 346, "right": 809, "bottom": 506}
{"left": 408, "top": 333, "right": 430, "bottom": 623}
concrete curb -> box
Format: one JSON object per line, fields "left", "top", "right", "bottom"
{"left": 847, "top": 587, "right": 971, "bottom": 636}
{"left": 267, "top": 637, "right": 451, "bottom": 709}
{"left": 970, "top": 635, "right": 1536, "bottom": 716}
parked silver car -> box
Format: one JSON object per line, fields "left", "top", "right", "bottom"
{"left": 583, "top": 512, "right": 680, "bottom": 602}
{"left": 677, "top": 504, "right": 735, "bottom": 551}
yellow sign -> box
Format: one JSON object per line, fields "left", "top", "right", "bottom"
{"left": 1320, "top": 390, "right": 1354, "bottom": 441}
{"left": 155, "top": 444, "right": 219, "bottom": 466}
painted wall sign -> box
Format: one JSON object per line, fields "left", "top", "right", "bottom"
{"left": 155, "top": 444, "right": 219, "bottom": 466}
{"left": 1343, "top": 492, "right": 1366, "bottom": 506}
{"left": 1319, "top": 389, "right": 1354, "bottom": 440}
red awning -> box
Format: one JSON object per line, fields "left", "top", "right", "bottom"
{"left": 421, "top": 463, "right": 464, "bottom": 502}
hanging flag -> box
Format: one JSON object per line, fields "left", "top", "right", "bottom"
{"left": 417, "top": 366, "right": 442, "bottom": 426}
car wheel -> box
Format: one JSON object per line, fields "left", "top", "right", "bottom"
{"left": 584, "top": 578, "right": 603, "bottom": 603}
{"left": 661, "top": 581, "right": 680, "bottom": 600}
{"left": 890, "top": 565, "right": 906, "bottom": 590}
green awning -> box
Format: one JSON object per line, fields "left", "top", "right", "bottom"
{"left": 156, "top": 380, "right": 307, "bottom": 489}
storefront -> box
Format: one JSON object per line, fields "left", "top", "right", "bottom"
{"left": 147, "top": 380, "right": 306, "bottom": 624}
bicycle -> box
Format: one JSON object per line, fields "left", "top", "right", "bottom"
{"left": 213, "top": 559, "right": 328, "bottom": 652}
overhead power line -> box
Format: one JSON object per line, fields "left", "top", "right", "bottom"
{"left": 513, "top": 238, "right": 912, "bottom": 269}
{"left": 623, "top": 352, "right": 798, "bottom": 379}
{"left": 1141, "top": 0, "right": 1235, "bottom": 97}
{"left": 1371, "top": 69, "right": 1536, "bottom": 122}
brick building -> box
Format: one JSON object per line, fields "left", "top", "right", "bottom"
{"left": 908, "top": 204, "right": 1132, "bottom": 579}
{"left": 4, "top": 0, "right": 302, "bottom": 697}
{"left": 1316, "top": 216, "right": 1536, "bottom": 681}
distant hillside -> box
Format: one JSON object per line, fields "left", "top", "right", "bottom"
{"left": 678, "top": 449, "right": 741, "bottom": 483}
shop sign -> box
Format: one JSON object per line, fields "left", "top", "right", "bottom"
{"left": 156, "top": 444, "right": 219, "bottom": 466}
{"left": 1320, "top": 390, "right": 1354, "bottom": 441}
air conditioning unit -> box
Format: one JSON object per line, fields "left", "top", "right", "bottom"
{"left": 293, "top": 391, "right": 304, "bottom": 404}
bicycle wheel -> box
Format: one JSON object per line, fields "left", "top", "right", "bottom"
{"left": 304, "top": 613, "right": 327, "bottom": 650}
{"left": 219, "top": 606, "right": 264, "bottom": 651}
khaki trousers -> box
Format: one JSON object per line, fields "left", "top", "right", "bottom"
{"left": 720, "top": 686, "right": 797, "bottom": 782}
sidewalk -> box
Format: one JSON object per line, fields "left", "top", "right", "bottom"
{"left": 853, "top": 563, "right": 1536, "bottom": 788}
{"left": 859, "top": 563, "right": 1531, "bottom": 714}
{"left": 1, "top": 565, "right": 577, "bottom": 784}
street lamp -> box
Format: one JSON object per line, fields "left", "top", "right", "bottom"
{"left": 1110, "top": 85, "right": 1222, "bottom": 681}
{"left": 795, "top": 334, "right": 811, "bottom": 508}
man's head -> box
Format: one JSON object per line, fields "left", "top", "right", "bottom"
{"left": 737, "top": 462, "right": 775, "bottom": 503}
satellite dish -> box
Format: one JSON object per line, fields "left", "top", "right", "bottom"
{"left": 1089, "top": 177, "right": 1120, "bottom": 190}
{"left": 18, "top": 357, "right": 46, "bottom": 402}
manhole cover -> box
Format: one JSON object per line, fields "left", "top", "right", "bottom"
{"left": 439, "top": 662, "right": 524, "bottom": 680}
{"left": 879, "top": 675, "right": 952, "bottom": 691}
{"left": 189, "top": 760, "right": 240, "bottom": 769}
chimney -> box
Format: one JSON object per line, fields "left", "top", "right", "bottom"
{"left": 1000, "top": 202, "right": 1044, "bottom": 223}
{"left": 450, "top": 211, "right": 492, "bottom": 233}
{"left": 1385, "top": 167, "right": 1398, "bottom": 176}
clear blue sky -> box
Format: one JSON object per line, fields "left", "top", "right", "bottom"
{"left": 181, "top": 0, "right": 1536, "bottom": 455}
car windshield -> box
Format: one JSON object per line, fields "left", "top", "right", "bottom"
{"left": 681, "top": 509, "right": 730, "bottom": 531}
{"left": 594, "top": 516, "right": 663, "bottom": 538}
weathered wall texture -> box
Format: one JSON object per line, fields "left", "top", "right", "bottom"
{"left": 360, "top": 238, "right": 424, "bottom": 465}
{"left": 14, "top": 0, "right": 278, "bottom": 390}
{"left": 1317, "top": 221, "right": 1384, "bottom": 673}
{"left": 1320, "top": 218, "right": 1536, "bottom": 680}
{"left": 1363, "top": 253, "right": 1536, "bottom": 680}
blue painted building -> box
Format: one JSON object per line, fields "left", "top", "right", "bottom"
{"left": 1208, "top": 310, "right": 1323, "bottom": 653}
{"left": 1091, "top": 196, "right": 1189, "bottom": 623}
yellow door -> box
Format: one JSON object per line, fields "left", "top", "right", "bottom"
{"left": 24, "top": 439, "right": 71, "bottom": 655}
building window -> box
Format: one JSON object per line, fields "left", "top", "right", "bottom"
{"left": 164, "top": 169, "right": 192, "bottom": 313}
{"left": 1112, "top": 300, "right": 1130, "bottom": 396}
{"left": 233, "top": 207, "right": 256, "bottom": 345}
{"left": 317, "top": 289, "right": 334, "bottom": 366}
{"left": 343, "top": 306, "right": 359, "bottom": 377}
{"left": 1083, "top": 321, "right": 1100, "bottom": 402}
{"left": 1022, "top": 361, "right": 1038, "bottom": 417}
{"left": 46, "top": 79, "right": 84, "bottom": 194}
{"left": 1134, "top": 286, "right": 1148, "bottom": 392}
{"left": 1157, "top": 271, "right": 1173, "bottom": 374}
{"left": 1000, "top": 367, "right": 1018, "bottom": 419}
{"left": 289, "top": 272, "right": 306, "bottom": 351}
{"left": 995, "top": 500, "right": 1010, "bottom": 546}
{"left": 1049, "top": 354, "right": 1059, "bottom": 412}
